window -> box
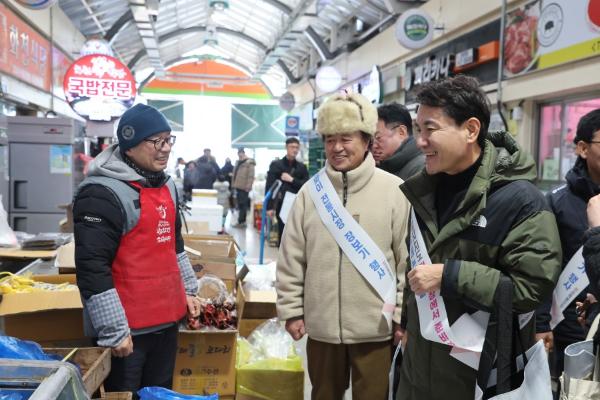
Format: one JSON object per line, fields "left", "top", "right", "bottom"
{"left": 538, "top": 97, "right": 600, "bottom": 184}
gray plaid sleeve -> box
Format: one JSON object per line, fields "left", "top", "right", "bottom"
{"left": 85, "top": 288, "right": 130, "bottom": 348}
{"left": 177, "top": 252, "right": 198, "bottom": 296}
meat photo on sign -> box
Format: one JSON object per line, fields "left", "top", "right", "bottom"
{"left": 504, "top": 1, "right": 541, "bottom": 76}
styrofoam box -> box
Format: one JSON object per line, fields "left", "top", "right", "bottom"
{"left": 188, "top": 204, "right": 223, "bottom": 232}
{"left": 191, "top": 189, "right": 218, "bottom": 206}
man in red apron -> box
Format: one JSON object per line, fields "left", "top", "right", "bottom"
{"left": 74, "top": 104, "right": 200, "bottom": 395}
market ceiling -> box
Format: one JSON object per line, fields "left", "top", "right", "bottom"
{"left": 58, "top": 0, "right": 427, "bottom": 96}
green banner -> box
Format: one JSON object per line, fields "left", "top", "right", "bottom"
{"left": 231, "top": 104, "right": 286, "bottom": 149}
{"left": 148, "top": 100, "right": 184, "bottom": 131}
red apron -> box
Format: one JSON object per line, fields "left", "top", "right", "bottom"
{"left": 112, "top": 182, "right": 187, "bottom": 329}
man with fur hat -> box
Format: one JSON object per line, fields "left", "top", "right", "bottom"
{"left": 276, "top": 93, "right": 411, "bottom": 399}
{"left": 73, "top": 104, "right": 200, "bottom": 394}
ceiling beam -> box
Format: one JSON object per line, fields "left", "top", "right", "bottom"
{"left": 128, "top": 27, "right": 269, "bottom": 70}
{"left": 261, "top": 0, "right": 293, "bottom": 14}
{"left": 104, "top": 9, "right": 134, "bottom": 44}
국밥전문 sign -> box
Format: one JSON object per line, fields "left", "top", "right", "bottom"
{"left": 504, "top": 0, "right": 600, "bottom": 77}
{"left": 63, "top": 54, "right": 136, "bottom": 121}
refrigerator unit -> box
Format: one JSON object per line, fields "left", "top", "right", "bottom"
{"left": 7, "top": 117, "right": 85, "bottom": 233}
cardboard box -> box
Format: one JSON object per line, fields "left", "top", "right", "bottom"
{"left": 0, "top": 274, "right": 85, "bottom": 343}
{"left": 55, "top": 241, "right": 76, "bottom": 274}
{"left": 188, "top": 258, "right": 236, "bottom": 293}
{"left": 44, "top": 347, "right": 111, "bottom": 396}
{"left": 184, "top": 238, "right": 236, "bottom": 259}
{"left": 182, "top": 221, "right": 210, "bottom": 235}
{"left": 237, "top": 282, "right": 277, "bottom": 338}
{"left": 172, "top": 330, "right": 237, "bottom": 397}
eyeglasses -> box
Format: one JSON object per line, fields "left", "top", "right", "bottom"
{"left": 587, "top": 141, "right": 600, "bottom": 145}
{"left": 144, "top": 135, "right": 176, "bottom": 150}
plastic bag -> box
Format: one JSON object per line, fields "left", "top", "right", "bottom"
{"left": 138, "top": 387, "right": 218, "bottom": 400}
{"left": 242, "top": 262, "right": 276, "bottom": 291}
{"left": 0, "top": 392, "right": 23, "bottom": 400}
{"left": 0, "top": 335, "right": 59, "bottom": 361}
{"left": 0, "top": 197, "right": 17, "bottom": 247}
{"left": 236, "top": 319, "right": 304, "bottom": 400}
{"left": 246, "top": 318, "right": 294, "bottom": 362}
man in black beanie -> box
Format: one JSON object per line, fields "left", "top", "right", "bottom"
{"left": 73, "top": 104, "right": 200, "bottom": 395}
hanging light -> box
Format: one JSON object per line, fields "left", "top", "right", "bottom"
{"left": 209, "top": 0, "right": 229, "bottom": 11}
{"left": 203, "top": 24, "right": 219, "bottom": 46}
{"left": 316, "top": 66, "right": 342, "bottom": 93}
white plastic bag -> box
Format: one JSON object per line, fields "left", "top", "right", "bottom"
{"left": 476, "top": 340, "right": 553, "bottom": 400}
{"left": 0, "top": 196, "right": 17, "bottom": 247}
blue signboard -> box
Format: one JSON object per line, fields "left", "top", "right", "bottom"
{"left": 285, "top": 115, "right": 300, "bottom": 136}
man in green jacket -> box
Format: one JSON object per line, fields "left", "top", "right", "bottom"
{"left": 397, "top": 75, "right": 561, "bottom": 399}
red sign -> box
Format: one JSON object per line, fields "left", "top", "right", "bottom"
{"left": 63, "top": 54, "right": 137, "bottom": 121}
{"left": 0, "top": 3, "right": 51, "bottom": 92}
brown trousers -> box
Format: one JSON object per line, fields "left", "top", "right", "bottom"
{"left": 307, "top": 337, "right": 392, "bottom": 400}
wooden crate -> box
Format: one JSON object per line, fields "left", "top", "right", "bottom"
{"left": 94, "top": 392, "right": 132, "bottom": 400}
{"left": 44, "top": 347, "right": 111, "bottom": 396}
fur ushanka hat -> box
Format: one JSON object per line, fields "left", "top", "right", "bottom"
{"left": 316, "top": 93, "right": 377, "bottom": 136}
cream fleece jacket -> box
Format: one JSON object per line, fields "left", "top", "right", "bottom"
{"left": 276, "top": 153, "right": 410, "bottom": 344}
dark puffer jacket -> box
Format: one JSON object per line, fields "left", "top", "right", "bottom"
{"left": 378, "top": 136, "right": 425, "bottom": 181}
{"left": 536, "top": 157, "right": 596, "bottom": 342}
{"left": 397, "top": 131, "right": 561, "bottom": 400}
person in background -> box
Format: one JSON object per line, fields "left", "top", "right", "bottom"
{"left": 232, "top": 148, "right": 255, "bottom": 228}
{"left": 194, "top": 156, "right": 217, "bottom": 190}
{"left": 266, "top": 136, "right": 309, "bottom": 246}
{"left": 182, "top": 161, "right": 197, "bottom": 202}
{"left": 397, "top": 75, "right": 561, "bottom": 399}
{"left": 174, "top": 157, "right": 186, "bottom": 179}
{"left": 583, "top": 192, "right": 600, "bottom": 345}
{"left": 220, "top": 157, "right": 235, "bottom": 209}
{"left": 276, "top": 93, "right": 410, "bottom": 400}
{"left": 213, "top": 174, "right": 230, "bottom": 234}
{"left": 73, "top": 104, "right": 199, "bottom": 395}
{"left": 535, "top": 109, "right": 600, "bottom": 391}
{"left": 373, "top": 102, "right": 424, "bottom": 180}
{"left": 197, "top": 148, "right": 220, "bottom": 176}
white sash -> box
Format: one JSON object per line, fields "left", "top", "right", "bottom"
{"left": 550, "top": 247, "right": 588, "bottom": 330}
{"left": 409, "top": 209, "right": 488, "bottom": 359}
{"left": 409, "top": 209, "right": 534, "bottom": 371}
{"left": 307, "top": 168, "right": 396, "bottom": 325}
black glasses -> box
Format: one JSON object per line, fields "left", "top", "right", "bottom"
{"left": 588, "top": 141, "right": 600, "bottom": 145}
{"left": 144, "top": 135, "right": 176, "bottom": 150}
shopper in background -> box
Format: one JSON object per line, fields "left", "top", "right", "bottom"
{"left": 276, "top": 93, "right": 410, "bottom": 400}
{"left": 221, "top": 157, "right": 234, "bottom": 186}
{"left": 397, "top": 75, "right": 561, "bottom": 399}
{"left": 266, "top": 136, "right": 309, "bottom": 246}
{"left": 373, "top": 102, "right": 424, "bottom": 180}
{"left": 213, "top": 174, "right": 230, "bottom": 233}
{"left": 194, "top": 155, "right": 217, "bottom": 189}
{"left": 232, "top": 148, "right": 255, "bottom": 228}
{"left": 174, "top": 157, "right": 186, "bottom": 179}
{"left": 73, "top": 104, "right": 200, "bottom": 395}
{"left": 535, "top": 109, "right": 600, "bottom": 388}
{"left": 197, "top": 148, "right": 220, "bottom": 176}
{"left": 182, "top": 160, "right": 197, "bottom": 202}
{"left": 583, "top": 192, "right": 600, "bottom": 345}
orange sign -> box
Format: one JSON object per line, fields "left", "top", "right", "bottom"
{"left": 0, "top": 3, "right": 52, "bottom": 92}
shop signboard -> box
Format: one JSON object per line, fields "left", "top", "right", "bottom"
{"left": 0, "top": 3, "right": 51, "bottom": 92}
{"left": 285, "top": 115, "right": 300, "bottom": 136}
{"left": 504, "top": 0, "right": 600, "bottom": 78}
{"left": 404, "top": 20, "right": 501, "bottom": 103}
{"left": 63, "top": 54, "right": 136, "bottom": 121}
{"left": 395, "top": 9, "right": 435, "bottom": 49}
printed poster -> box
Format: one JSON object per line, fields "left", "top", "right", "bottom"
{"left": 50, "top": 145, "right": 72, "bottom": 174}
